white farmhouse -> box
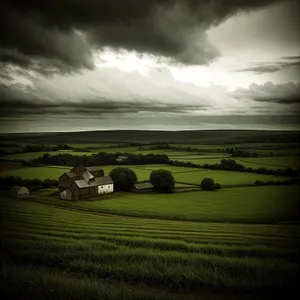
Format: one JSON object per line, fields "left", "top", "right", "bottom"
{"left": 11, "top": 186, "right": 29, "bottom": 198}
{"left": 96, "top": 176, "right": 114, "bottom": 194}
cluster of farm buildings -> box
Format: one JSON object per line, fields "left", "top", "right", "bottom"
{"left": 11, "top": 164, "right": 154, "bottom": 200}
{"left": 59, "top": 165, "right": 114, "bottom": 200}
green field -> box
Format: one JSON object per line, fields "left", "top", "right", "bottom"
{"left": 175, "top": 155, "right": 300, "bottom": 170}
{"left": 0, "top": 164, "right": 290, "bottom": 186}
{"left": 36, "top": 186, "right": 299, "bottom": 224}
{"left": 234, "top": 156, "right": 300, "bottom": 170}
{"left": 1, "top": 197, "right": 299, "bottom": 299}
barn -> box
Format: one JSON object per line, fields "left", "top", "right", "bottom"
{"left": 133, "top": 182, "right": 154, "bottom": 193}
{"left": 11, "top": 186, "right": 29, "bottom": 198}
{"left": 59, "top": 165, "right": 114, "bottom": 200}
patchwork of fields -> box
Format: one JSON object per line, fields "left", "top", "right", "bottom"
{"left": 1, "top": 164, "right": 290, "bottom": 186}
{"left": 1, "top": 139, "right": 299, "bottom": 299}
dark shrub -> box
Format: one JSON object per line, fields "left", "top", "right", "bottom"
{"left": 201, "top": 178, "right": 215, "bottom": 191}
{"left": 215, "top": 183, "right": 222, "bottom": 190}
{"left": 109, "top": 167, "right": 137, "bottom": 191}
{"left": 255, "top": 180, "right": 264, "bottom": 186}
{"left": 150, "top": 169, "right": 175, "bottom": 193}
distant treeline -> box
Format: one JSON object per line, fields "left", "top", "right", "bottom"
{"left": 146, "top": 144, "right": 286, "bottom": 157}
{"left": 169, "top": 158, "right": 300, "bottom": 177}
{"left": 0, "top": 177, "right": 58, "bottom": 191}
{"left": 22, "top": 144, "right": 72, "bottom": 153}
{"left": 26, "top": 152, "right": 169, "bottom": 166}
{"left": 0, "top": 143, "right": 78, "bottom": 156}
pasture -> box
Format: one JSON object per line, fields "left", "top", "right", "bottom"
{"left": 1, "top": 197, "right": 299, "bottom": 299}
{"left": 234, "top": 156, "right": 300, "bottom": 170}
{"left": 0, "top": 164, "right": 290, "bottom": 186}
{"left": 37, "top": 186, "right": 300, "bottom": 224}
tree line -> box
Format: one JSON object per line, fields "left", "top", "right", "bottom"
{"left": 25, "top": 152, "right": 169, "bottom": 166}
{"left": 0, "top": 177, "right": 58, "bottom": 191}
{"left": 169, "top": 158, "right": 300, "bottom": 177}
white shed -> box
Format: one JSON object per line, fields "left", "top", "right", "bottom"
{"left": 95, "top": 176, "right": 114, "bottom": 194}
{"left": 60, "top": 189, "right": 72, "bottom": 200}
{"left": 11, "top": 186, "right": 29, "bottom": 198}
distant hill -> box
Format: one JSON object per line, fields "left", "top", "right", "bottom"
{"left": 0, "top": 130, "right": 299, "bottom": 144}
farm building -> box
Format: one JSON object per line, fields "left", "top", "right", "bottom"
{"left": 116, "top": 155, "right": 128, "bottom": 163}
{"left": 133, "top": 182, "right": 154, "bottom": 193}
{"left": 60, "top": 189, "right": 72, "bottom": 200}
{"left": 11, "top": 186, "right": 29, "bottom": 198}
{"left": 59, "top": 164, "right": 114, "bottom": 200}
{"left": 96, "top": 176, "right": 114, "bottom": 194}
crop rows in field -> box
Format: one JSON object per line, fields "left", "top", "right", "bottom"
{"left": 1, "top": 198, "right": 299, "bottom": 300}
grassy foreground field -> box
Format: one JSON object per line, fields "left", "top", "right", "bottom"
{"left": 1, "top": 197, "right": 299, "bottom": 300}
{"left": 0, "top": 164, "right": 290, "bottom": 186}
{"left": 70, "top": 186, "right": 300, "bottom": 223}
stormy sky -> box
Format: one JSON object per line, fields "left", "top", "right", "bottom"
{"left": 0, "top": 0, "right": 299, "bottom": 132}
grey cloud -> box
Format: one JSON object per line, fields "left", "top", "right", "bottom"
{"left": 282, "top": 56, "right": 300, "bottom": 60}
{"left": 0, "top": 0, "right": 279, "bottom": 70}
{"left": 233, "top": 58, "right": 300, "bottom": 74}
{"left": 230, "top": 81, "right": 300, "bottom": 103}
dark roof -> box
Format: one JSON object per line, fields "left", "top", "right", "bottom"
{"left": 66, "top": 172, "right": 76, "bottom": 178}
{"left": 74, "top": 180, "right": 90, "bottom": 189}
{"left": 95, "top": 176, "right": 114, "bottom": 185}
{"left": 59, "top": 172, "right": 75, "bottom": 179}
{"left": 82, "top": 170, "right": 94, "bottom": 182}
{"left": 134, "top": 182, "right": 154, "bottom": 190}
{"left": 86, "top": 166, "right": 104, "bottom": 172}
{"left": 71, "top": 164, "right": 87, "bottom": 176}
{"left": 88, "top": 178, "right": 99, "bottom": 187}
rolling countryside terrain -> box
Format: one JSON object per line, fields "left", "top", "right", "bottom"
{"left": 1, "top": 130, "right": 299, "bottom": 300}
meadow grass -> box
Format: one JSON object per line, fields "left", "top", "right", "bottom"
{"left": 35, "top": 186, "right": 299, "bottom": 224}
{"left": 0, "top": 164, "right": 289, "bottom": 186}
{"left": 1, "top": 197, "right": 299, "bottom": 299}
{"left": 234, "top": 156, "right": 300, "bottom": 170}
{"left": 174, "top": 155, "right": 300, "bottom": 170}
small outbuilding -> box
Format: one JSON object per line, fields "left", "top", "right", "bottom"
{"left": 11, "top": 186, "right": 29, "bottom": 198}
{"left": 96, "top": 176, "right": 114, "bottom": 194}
{"left": 60, "top": 189, "right": 72, "bottom": 201}
{"left": 116, "top": 156, "right": 128, "bottom": 163}
{"left": 133, "top": 182, "right": 154, "bottom": 193}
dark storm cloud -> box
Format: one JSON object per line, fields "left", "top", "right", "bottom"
{"left": 0, "top": 0, "right": 279, "bottom": 70}
{"left": 230, "top": 82, "right": 300, "bottom": 103}
{"left": 233, "top": 57, "right": 300, "bottom": 74}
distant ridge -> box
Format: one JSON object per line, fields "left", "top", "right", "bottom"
{"left": 0, "top": 130, "right": 299, "bottom": 144}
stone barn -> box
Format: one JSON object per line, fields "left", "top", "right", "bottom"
{"left": 133, "top": 182, "right": 154, "bottom": 193}
{"left": 59, "top": 164, "right": 114, "bottom": 200}
{"left": 11, "top": 186, "right": 29, "bottom": 198}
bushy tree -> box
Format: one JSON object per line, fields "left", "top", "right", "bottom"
{"left": 150, "top": 169, "right": 175, "bottom": 193}
{"left": 109, "top": 167, "right": 137, "bottom": 191}
{"left": 201, "top": 178, "right": 215, "bottom": 191}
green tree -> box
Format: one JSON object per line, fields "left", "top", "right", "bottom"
{"left": 150, "top": 169, "right": 175, "bottom": 193}
{"left": 201, "top": 178, "right": 215, "bottom": 191}
{"left": 109, "top": 167, "right": 137, "bottom": 191}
